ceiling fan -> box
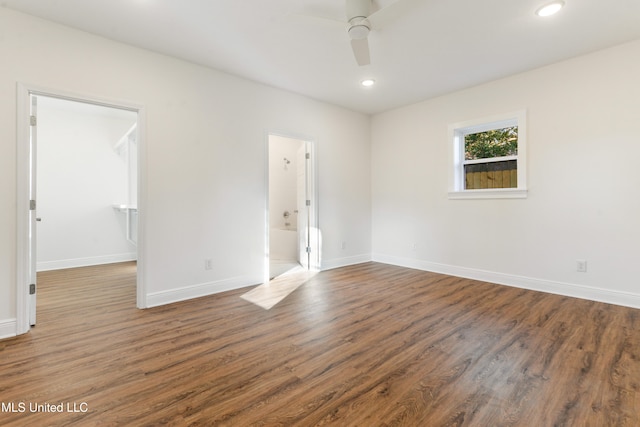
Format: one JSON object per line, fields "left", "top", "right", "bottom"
{"left": 342, "top": 0, "right": 420, "bottom": 66}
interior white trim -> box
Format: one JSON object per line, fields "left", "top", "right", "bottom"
{"left": 372, "top": 253, "right": 640, "bottom": 309}
{"left": 448, "top": 109, "right": 527, "bottom": 199}
{"left": 321, "top": 254, "right": 372, "bottom": 271}
{"left": 448, "top": 189, "right": 528, "bottom": 199}
{"left": 37, "top": 253, "right": 137, "bottom": 272}
{"left": 0, "top": 319, "right": 17, "bottom": 340}
{"left": 16, "top": 84, "right": 30, "bottom": 335}
{"left": 16, "top": 83, "right": 148, "bottom": 337}
{"left": 146, "top": 276, "right": 256, "bottom": 308}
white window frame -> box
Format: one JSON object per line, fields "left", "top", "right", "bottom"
{"left": 448, "top": 110, "right": 527, "bottom": 199}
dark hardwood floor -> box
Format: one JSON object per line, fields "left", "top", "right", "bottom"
{"left": 1, "top": 261, "right": 639, "bottom": 426}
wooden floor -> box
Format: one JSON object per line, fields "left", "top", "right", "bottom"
{"left": 1, "top": 262, "right": 639, "bottom": 426}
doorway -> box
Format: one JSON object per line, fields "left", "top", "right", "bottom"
{"left": 267, "top": 134, "right": 318, "bottom": 281}
{"left": 36, "top": 96, "right": 138, "bottom": 269}
{"left": 16, "top": 85, "right": 146, "bottom": 334}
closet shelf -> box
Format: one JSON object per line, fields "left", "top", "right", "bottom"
{"left": 112, "top": 204, "right": 138, "bottom": 212}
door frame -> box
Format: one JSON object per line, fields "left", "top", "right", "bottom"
{"left": 265, "top": 131, "right": 320, "bottom": 283}
{"left": 15, "top": 83, "right": 148, "bottom": 335}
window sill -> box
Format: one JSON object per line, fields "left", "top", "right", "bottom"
{"left": 448, "top": 189, "right": 528, "bottom": 200}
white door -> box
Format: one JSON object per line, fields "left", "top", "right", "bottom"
{"left": 28, "top": 95, "right": 38, "bottom": 326}
{"left": 296, "top": 144, "right": 310, "bottom": 269}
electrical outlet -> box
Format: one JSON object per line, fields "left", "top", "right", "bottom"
{"left": 576, "top": 259, "right": 587, "bottom": 272}
{"left": 341, "top": 241, "right": 346, "bottom": 250}
{"left": 205, "top": 259, "right": 213, "bottom": 270}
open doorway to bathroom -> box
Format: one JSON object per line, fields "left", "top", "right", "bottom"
{"left": 267, "top": 134, "right": 317, "bottom": 280}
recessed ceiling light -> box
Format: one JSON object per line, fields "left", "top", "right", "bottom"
{"left": 361, "top": 79, "right": 375, "bottom": 87}
{"left": 536, "top": 1, "right": 565, "bottom": 17}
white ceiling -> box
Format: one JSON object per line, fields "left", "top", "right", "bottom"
{"left": 3, "top": 0, "right": 640, "bottom": 114}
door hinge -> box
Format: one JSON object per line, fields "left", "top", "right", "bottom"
{"left": 306, "top": 200, "right": 311, "bottom": 206}
{"left": 306, "top": 246, "right": 311, "bottom": 253}
{"left": 30, "top": 200, "right": 36, "bottom": 210}
{"left": 30, "top": 115, "right": 37, "bottom": 126}
{"left": 29, "top": 284, "right": 36, "bottom": 295}
{"left": 305, "top": 153, "right": 310, "bottom": 160}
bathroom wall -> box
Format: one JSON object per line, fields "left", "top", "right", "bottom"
{"left": 269, "top": 135, "right": 304, "bottom": 264}
{"left": 269, "top": 135, "right": 303, "bottom": 231}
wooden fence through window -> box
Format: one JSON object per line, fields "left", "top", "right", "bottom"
{"left": 464, "top": 159, "right": 517, "bottom": 189}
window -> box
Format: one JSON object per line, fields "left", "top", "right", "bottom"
{"left": 448, "top": 110, "right": 527, "bottom": 199}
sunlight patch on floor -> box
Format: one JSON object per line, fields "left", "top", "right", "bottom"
{"left": 241, "top": 265, "right": 317, "bottom": 310}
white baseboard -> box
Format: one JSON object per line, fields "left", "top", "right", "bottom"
{"left": 373, "top": 253, "right": 640, "bottom": 309}
{"left": 0, "top": 318, "right": 17, "bottom": 340}
{"left": 147, "top": 254, "right": 374, "bottom": 308}
{"left": 321, "top": 254, "right": 372, "bottom": 271}
{"left": 146, "top": 276, "right": 257, "bottom": 308}
{"left": 37, "top": 253, "right": 137, "bottom": 271}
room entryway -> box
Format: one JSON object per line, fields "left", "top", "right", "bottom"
{"left": 266, "top": 134, "right": 318, "bottom": 281}
{"left": 244, "top": 133, "right": 319, "bottom": 310}
{"left": 16, "top": 85, "right": 146, "bottom": 333}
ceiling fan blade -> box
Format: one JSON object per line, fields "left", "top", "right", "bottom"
{"left": 368, "top": 0, "right": 423, "bottom": 28}
{"left": 351, "top": 38, "right": 370, "bottom": 66}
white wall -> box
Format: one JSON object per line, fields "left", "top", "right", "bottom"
{"left": 372, "top": 39, "right": 640, "bottom": 307}
{"left": 37, "top": 97, "right": 138, "bottom": 271}
{"left": 0, "top": 8, "right": 371, "bottom": 337}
